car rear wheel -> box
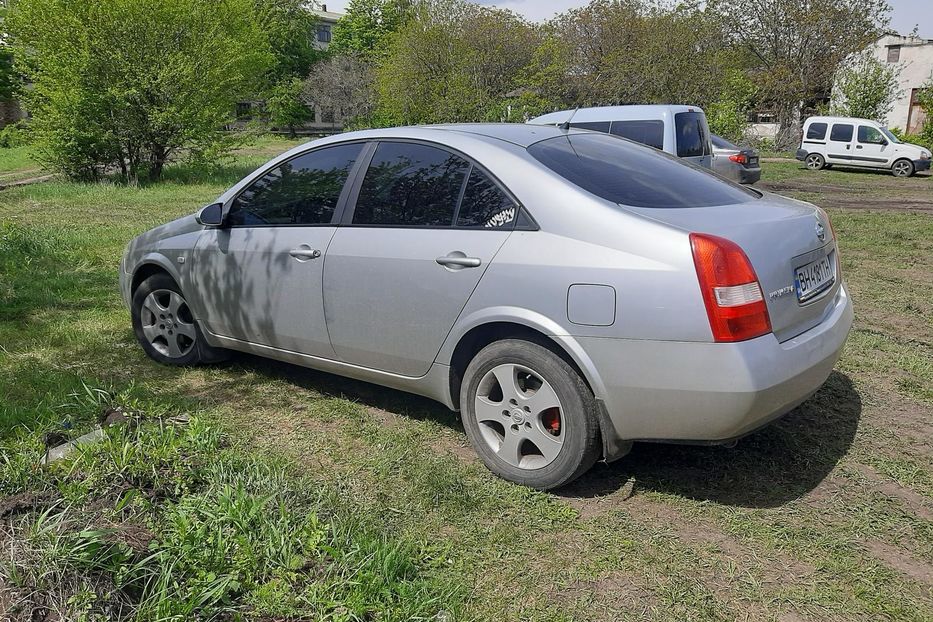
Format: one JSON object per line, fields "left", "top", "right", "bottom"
{"left": 132, "top": 273, "right": 228, "bottom": 366}
{"left": 459, "top": 339, "right": 601, "bottom": 490}
{"left": 892, "top": 159, "right": 914, "bottom": 177}
{"left": 805, "top": 153, "right": 825, "bottom": 170}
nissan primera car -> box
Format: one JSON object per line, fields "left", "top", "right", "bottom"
{"left": 120, "top": 124, "right": 853, "bottom": 490}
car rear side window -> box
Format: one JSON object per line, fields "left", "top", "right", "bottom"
{"left": 352, "top": 142, "right": 470, "bottom": 227}
{"left": 609, "top": 120, "right": 665, "bottom": 150}
{"left": 528, "top": 133, "right": 757, "bottom": 208}
{"left": 830, "top": 123, "right": 854, "bottom": 142}
{"left": 456, "top": 168, "right": 517, "bottom": 228}
{"left": 570, "top": 121, "right": 611, "bottom": 133}
{"left": 674, "top": 111, "right": 711, "bottom": 157}
{"left": 806, "top": 122, "right": 828, "bottom": 140}
{"left": 227, "top": 143, "right": 363, "bottom": 226}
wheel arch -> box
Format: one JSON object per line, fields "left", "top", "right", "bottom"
{"left": 130, "top": 254, "right": 182, "bottom": 295}
{"left": 444, "top": 313, "right": 628, "bottom": 462}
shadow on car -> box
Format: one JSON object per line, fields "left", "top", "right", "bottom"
{"left": 558, "top": 370, "right": 861, "bottom": 508}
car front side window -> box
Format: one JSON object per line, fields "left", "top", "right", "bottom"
{"left": 857, "top": 126, "right": 885, "bottom": 144}
{"left": 351, "top": 142, "right": 470, "bottom": 227}
{"left": 227, "top": 143, "right": 363, "bottom": 227}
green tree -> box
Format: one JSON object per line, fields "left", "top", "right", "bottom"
{"left": 916, "top": 75, "right": 933, "bottom": 149}
{"left": 266, "top": 76, "right": 313, "bottom": 136}
{"left": 375, "top": 0, "right": 540, "bottom": 125}
{"left": 707, "top": 71, "right": 757, "bottom": 141}
{"left": 710, "top": 0, "right": 889, "bottom": 145}
{"left": 8, "top": 0, "right": 273, "bottom": 182}
{"left": 832, "top": 50, "right": 900, "bottom": 122}
{"left": 330, "top": 0, "right": 413, "bottom": 60}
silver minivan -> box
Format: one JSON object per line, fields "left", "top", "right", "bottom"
{"left": 527, "top": 105, "right": 714, "bottom": 168}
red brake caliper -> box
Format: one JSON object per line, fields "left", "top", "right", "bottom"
{"left": 542, "top": 408, "right": 561, "bottom": 436}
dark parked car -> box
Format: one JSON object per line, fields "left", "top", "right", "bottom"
{"left": 711, "top": 134, "right": 761, "bottom": 184}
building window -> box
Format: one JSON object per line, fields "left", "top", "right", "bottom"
{"left": 887, "top": 45, "right": 900, "bottom": 63}
{"left": 317, "top": 25, "right": 332, "bottom": 43}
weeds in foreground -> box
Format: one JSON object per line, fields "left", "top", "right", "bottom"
{"left": 0, "top": 396, "right": 464, "bottom": 621}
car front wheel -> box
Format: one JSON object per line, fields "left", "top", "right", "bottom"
{"left": 892, "top": 158, "right": 914, "bottom": 177}
{"left": 459, "top": 339, "right": 601, "bottom": 490}
{"left": 132, "top": 273, "right": 228, "bottom": 366}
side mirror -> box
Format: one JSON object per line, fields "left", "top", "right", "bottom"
{"left": 879, "top": 137, "right": 889, "bottom": 146}
{"left": 196, "top": 202, "right": 224, "bottom": 227}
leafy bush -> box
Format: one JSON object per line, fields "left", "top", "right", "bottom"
{"left": 832, "top": 50, "right": 900, "bottom": 122}
{"left": 6, "top": 0, "right": 274, "bottom": 182}
{"left": 0, "top": 120, "right": 31, "bottom": 148}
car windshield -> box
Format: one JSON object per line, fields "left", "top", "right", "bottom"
{"left": 879, "top": 127, "right": 901, "bottom": 144}
{"left": 527, "top": 133, "right": 759, "bottom": 209}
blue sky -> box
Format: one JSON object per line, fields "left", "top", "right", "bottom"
{"left": 324, "top": 0, "right": 933, "bottom": 39}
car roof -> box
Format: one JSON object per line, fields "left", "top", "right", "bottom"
{"left": 804, "top": 116, "right": 880, "bottom": 125}
{"left": 289, "top": 123, "right": 587, "bottom": 150}
{"left": 528, "top": 104, "right": 705, "bottom": 126}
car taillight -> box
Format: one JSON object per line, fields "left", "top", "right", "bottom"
{"left": 690, "top": 233, "right": 772, "bottom": 342}
{"left": 728, "top": 153, "right": 748, "bottom": 165}
{"left": 819, "top": 208, "right": 842, "bottom": 283}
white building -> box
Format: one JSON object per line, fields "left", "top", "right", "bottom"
{"left": 865, "top": 33, "right": 933, "bottom": 133}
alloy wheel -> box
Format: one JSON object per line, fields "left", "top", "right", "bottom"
{"left": 805, "top": 154, "right": 823, "bottom": 170}
{"left": 140, "top": 289, "right": 197, "bottom": 359}
{"left": 892, "top": 160, "right": 912, "bottom": 177}
{"left": 473, "top": 363, "right": 564, "bottom": 470}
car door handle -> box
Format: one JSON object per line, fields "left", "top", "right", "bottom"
{"left": 856, "top": 145, "right": 863, "bottom": 149}
{"left": 289, "top": 248, "right": 321, "bottom": 260}
{"left": 435, "top": 256, "right": 481, "bottom": 268}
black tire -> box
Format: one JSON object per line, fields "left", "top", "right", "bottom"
{"left": 459, "top": 339, "right": 601, "bottom": 490}
{"left": 131, "top": 273, "right": 228, "bottom": 366}
{"left": 892, "top": 158, "right": 914, "bottom": 178}
{"left": 805, "top": 153, "right": 825, "bottom": 171}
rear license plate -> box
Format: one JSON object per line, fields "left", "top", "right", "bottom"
{"left": 748, "top": 156, "right": 759, "bottom": 166}
{"left": 795, "top": 252, "right": 835, "bottom": 302}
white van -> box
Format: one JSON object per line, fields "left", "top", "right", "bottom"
{"left": 796, "top": 116, "right": 931, "bottom": 177}
{"left": 527, "top": 105, "right": 714, "bottom": 169}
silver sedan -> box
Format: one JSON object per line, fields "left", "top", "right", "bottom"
{"left": 120, "top": 124, "right": 853, "bottom": 490}
{"left": 711, "top": 133, "right": 762, "bottom": 184}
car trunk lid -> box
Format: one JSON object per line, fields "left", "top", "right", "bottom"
{"left": 625, "top": 192, "right": 840, "bottom": 342}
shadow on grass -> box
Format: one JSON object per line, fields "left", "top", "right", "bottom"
{"left": 560, "top": 370, "right": 861, "bottom": 508}
{"left": 234, "top": 353, "right": 462, "bottom": 430}
{"left": 228, "top": 353, "right": 858, "bottom": 508}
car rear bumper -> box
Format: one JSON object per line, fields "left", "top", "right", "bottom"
{"left": 738, "top": 167, "right": 761, "bottom": 184}
{"left": 795, "top": 148, "right": 808, "bottom": 161}
{"left": 577, "top": 283, "right": 853, "bottom": 442}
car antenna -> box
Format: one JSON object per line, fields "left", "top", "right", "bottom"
{"left": 559, "top": 107, "right": 579, "bottom": 131}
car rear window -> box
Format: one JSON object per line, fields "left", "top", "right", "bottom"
{"left": 710, "top": 134, "right": 738, "bottom": 150}
{"left": 609, "top": 120, "right": 665, "bottom": 150}
{"left": 527, "top": 133, "right": 758, "bottom": 208}
{"left": 570, "top": 121, "right": 611, "bottom": 133}
{"left": 674, "top": 111, "right": 711, "bottom": 157}
{"left": 806, "top": 122, "right": 828, "bottom": 140}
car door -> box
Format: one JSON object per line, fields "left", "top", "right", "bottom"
{"left": 826, "top": 122, "right": 855, "bottom": 165}
{"left": 323, "top": 141, "right": 517, "bottom": 377}
{"left": 855, "top": 124, "right": 893, "bottom": 166}
{"left": 192, "top": 142, "right": 364, "bottom": 357}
